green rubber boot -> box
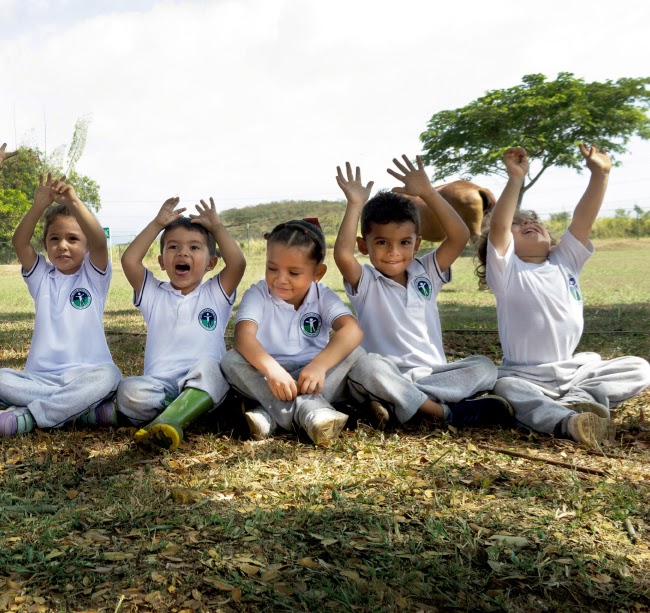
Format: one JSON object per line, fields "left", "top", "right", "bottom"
{"left": 134, "top": 388, "right": 214, "bottom": 451}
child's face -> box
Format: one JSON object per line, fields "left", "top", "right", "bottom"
{"left": 45, "top": 216, "right": 88, "bottom": 275}
{"left": 265, "top": 243, "right": 326, "bottom": 309}
{"left": 357, "top": 221, "right": 421, "bottom": 286}
{"left": 511, "top": 217, "right": 552, "bottom": 260}
{"left": 158, "top": 226, "right": 217, "bottom": 295}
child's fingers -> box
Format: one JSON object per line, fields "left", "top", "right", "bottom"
{"left": 392, "top": 157, "right": 409, "bottom": 174}
{"left": 346, "top": 161, "right": 354, "bottom": 181}
{"left": 401, "top": 154, "right": 416, "bottom": 171}
{"left": 387, "top": 168, "right": 405, "bottom": 182}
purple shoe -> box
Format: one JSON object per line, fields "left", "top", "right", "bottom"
{"left": 0, "top": 406, "right": 35, "bottom": 436}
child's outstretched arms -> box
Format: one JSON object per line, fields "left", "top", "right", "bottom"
{"left": 297, "top": 315, "right": 363, "bottom": 396}
{"left": 0, "top": 143, "right": 18, "bottom": 166}
{"left": 569, "top": 144, "right": 611, "bottom": 245}
{"left": 390, "top": 154, "right": 469, "bottom": 272}
{"left": 334, "top": 162, "right": 373, "bottom": 290}
{"left": 12, "top": 173, "right": 55, "bottom": 270}
{"left": 122, "top": 197, "right": 186, "bottom": 292}
{"left": 189, "top": 197, "right": 246, "bottom": 296}
{"left": 490, "top": 147, "right": 529, "bottom": 256}
{"left": 51, "top": 177, "right": 109, "bottom": 271}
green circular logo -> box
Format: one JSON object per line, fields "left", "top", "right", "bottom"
{"left": 413, "top": 276, "right": 432, "bottom": 300}
{"left": 199, "top": 308, "right": 217, "bottom": 331}
{"left": 70, "top": 288, "right": 92, "bottom": 310}
{"left": 300, "top": 313, "right": 322, "bottom": 337}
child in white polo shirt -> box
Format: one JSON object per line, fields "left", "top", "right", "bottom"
{"left": 220, "top": 219, "right": 364, "bottom": 445}
{"left": 334, "top": 155, "right": 513, "bottom": 429}
{"left": 475, "top": 146, "right": 650, "bottom": 447}
{"left": 117, "top": 196, "right": 246, "bottom": 451}
{"left": 0, "top": 174, "right": 121, "bottom": 436}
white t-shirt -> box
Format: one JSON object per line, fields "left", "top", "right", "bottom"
{"left": 235, "top": 280, "right": 352, "bottom": 364}
{"left": 486, "top": 230, "right": 592, "bottom": 365}
{"left": 345, "top": 251, "right": 449, "bottom": 376}
{"left": 136, "top": 269, "right": 235, "bottom": 377}
{"left": 23, "top": 253, "right": 114, "bottom": 374}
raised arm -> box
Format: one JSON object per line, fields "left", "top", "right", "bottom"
{"left": 234, "top": 320, "right": 298, "bottom": 401}
{"left": 12, "top": 173, "right": 55, "bottom": 270}
{"left": 334, "top": 162, "right": 373, "bottom": 290}
{"left": 121, "top": 197, "right": 186, "bottom": 293}
{"left": 568, "top": 144, "right": 611, "bottom": 245}
{"left": 189, "top": 197, "right": 246, "bottom": 296}
{"left": 297, "top": 314, "right": 362, "bottom": 396}
{"left": 489, "top": 147, "right": 529, "bottom": 256}
{"left": 51, "top": 178, "right": 109, "bottom": 271}
{"left": 390, "top": 154, "right": 469, "bottom": 272}
{"left": 0, "top": 143, "right": 18, "bottom": 166}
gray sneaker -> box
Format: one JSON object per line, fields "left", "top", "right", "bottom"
{"left": 303, "top": 408, "right": 348, "bottom": 446}
{"left": 567, "top": 413, "right": 615, "bottom": 447}
{"left": 560, "top": 400, "right": 609, "bottom": 419}
{"left": 245, "top": 408, "right": 276, "bottom": 440}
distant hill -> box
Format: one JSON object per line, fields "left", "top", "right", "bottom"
{"left": 220, "top": 200, "right": 347, "bottom": 241}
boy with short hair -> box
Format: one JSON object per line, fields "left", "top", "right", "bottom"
{"left": 334, "top": 154, "right": 512, "bottom": 428}
{"left": 118, "top": 196, "right": 246, "bottom": 450}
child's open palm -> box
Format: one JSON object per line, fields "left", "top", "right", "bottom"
{"left": 155, "top": 197, "right": 186, "bottom": 227}
{"left": 336, "top": 162, "right": 374, "bottom": 205}
{"left": 389, "top": 155, "right": 432, "bottom": 198}
{"left": 190, "top": 197, "right": 221, "bottom": 232}
{"left": 33, "top": 173, "right": 55, "bottom": 210}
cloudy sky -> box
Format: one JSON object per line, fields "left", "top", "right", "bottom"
{"left": 2, "top": 0, "right": 649, "bottom": 243}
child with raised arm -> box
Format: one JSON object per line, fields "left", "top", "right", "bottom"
{"left": 476, "top": 145, "right": 650, "bottom": 447}
{"left": 334, "top": 155, "right": 513, "bottom": 429}
{"left": 118, "top": 196, "right": 246, "bottom": 451}
{"left": 0, "top": 142, "right": 18, "bottom": 166}
{"left": 220, "top": 219, "right": 364, "bottom": 445}
{"left": 0, "top": 174, "right": 121, "bottom": 436}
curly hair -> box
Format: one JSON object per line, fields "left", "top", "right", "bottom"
{"left": 264, "top": 219, "right": 326, "bottom": 265}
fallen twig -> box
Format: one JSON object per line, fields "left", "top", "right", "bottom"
{"left": 480, "top": 445, "right": 607, "bottom": 476}
{"left": 1, "top": 504, "right": 59, "bottom": 516}
{"left": 624, "top": 518, "right": 637, "bottom": 543}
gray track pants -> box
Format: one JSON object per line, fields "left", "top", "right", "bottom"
{"left": 494, "top": 352, "right": 650, "bottom": 434}
{"left": 220, "top": 347, "right": 365, "bottom": 432}
{"left": 117, "top": 357, "right": 229, "bottom": 426}
{"left": 347, "top": 353, "right": 499, "bottom": 423}
{"left": 0, "top": 363, "right": 121, "bottom": 428}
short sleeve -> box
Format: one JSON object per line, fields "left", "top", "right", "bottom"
{"left": 421, "top": 250, "right": 451, "bottom": 288}
{"left": 22, "top": 254, "right": 49, "bottom": 299}
{"left": 552, "top": 230, "right": 593, "bottom": 274}
{"left": 235, "top": 283, "right": 266, "bottom": 327}
{"left": 319, "top": 285, "right": 354, "bottom": 330}
{"left": 485, "top": 236, "right": 514, "bottom": 294}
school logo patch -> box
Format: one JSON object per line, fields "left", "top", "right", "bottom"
{"left": 198, "top": 308, "right": 217, "bottom": 331}
{"left": 300, "top": 312, "right": 322, "bottom": 337}
{"left": 413, "top": 276, "right": 432, "bottom": 300}
{"left": 567, "top": 274, "right": 581, "bottom": 301}
{"left": 69, "top": 288, "right": 92, "bottom": 310}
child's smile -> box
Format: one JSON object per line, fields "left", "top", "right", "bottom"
{"left": 45, "top": 216, "right": 88, "bottom": 275}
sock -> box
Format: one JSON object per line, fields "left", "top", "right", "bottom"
{"left": 0, "top": 407, "right": 36, "bottom": 436}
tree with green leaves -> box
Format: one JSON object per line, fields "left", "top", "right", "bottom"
{"left": 420, "top": 73, "right": 650, "bottom": 206}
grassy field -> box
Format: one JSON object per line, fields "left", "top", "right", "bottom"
{"left": 1, "top": 239, "right": 649, "bottom": 612}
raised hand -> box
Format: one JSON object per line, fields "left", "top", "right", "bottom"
{"left": 51, "top": 176, "right": 80, "bottom": 207}
{"left": 154, "top": 197, "right": 186, "bottom": 228}
{"left": 336, "top": 162, "right": 374, "bottom": 206}
{"left": 579, "top": 144, "right": 611, "bottom": 175}
{"left": 388, "top": 154, "right": 434, "bottom": 198}
{"left": 0, "top": 143, "right": 18, "bottom": 166}
{"left": 33, "top": 173, "right": 55, "bottom": 211}
{"left": 503, "top": 147, "right": 529, "bottom": 178}
{"left": 189, "top": 197, "right": 221, "bottom": 233}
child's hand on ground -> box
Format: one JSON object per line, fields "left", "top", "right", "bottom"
{"left": 189, "top": 197, "right": 222, "bottom": 233}
{"left": 579, "top": 144, "right": 611, "bottom": 175}
{"left": 503, "top": 147, "right": 529, "bottom": 178}
{"left": 265, "top": 362, "right": 298, "bottom": 401}
{"left": 33, "top": 173, "right": 55, "bottom": 211}
{"left": 0, "top": 143, "right": 17, "bottom": 166}
{"left": 389, "top": 155, "right": 434, "bottom": 198}
{"left": 297, "top": 362, "right": 326, "bottom": 396}
{"left": 154, "top": 197, "right": 186, "bottom": 228}
{"left": 336, "top": 162, "right": 374, "bottom": 206}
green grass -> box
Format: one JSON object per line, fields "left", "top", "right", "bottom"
{"left": 1, "top": 239, "right": 649, "bottom": 612}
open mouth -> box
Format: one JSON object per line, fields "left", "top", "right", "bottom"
{"left": 175, "top": 263, "right": 191, "bottom": 273}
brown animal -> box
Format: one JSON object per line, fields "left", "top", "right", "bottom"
{"left": 409, "top": 180, "right": 496, "bottom": 243}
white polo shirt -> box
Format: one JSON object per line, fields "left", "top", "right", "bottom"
{"left": 345, "top": 250, "right": 449, "bottom": 377}
{"left": 235, "top": 280, "right": 352, "bottom": 364}
{"left": 136, "top": 269, "right": 235, "bottom": 377}
{"left": 486, "top": 230, "right": 592, "bottom": 365}
{"left": 23, "top": 253, "right": 114, "bottom": 375}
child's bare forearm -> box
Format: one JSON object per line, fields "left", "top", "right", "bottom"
{"left": 421, "top": 188, "right": 469, "bottom": 243}
{"left": 569, "top": 169, "right": 610, "bottom": 243}
{"left": 310, "top": 316, "right": 362, "bottom": 373}
{"left": 12, "top": 206, "right": 43, "bottom": 268}
{"left": 234, "top": 329, "right": 279, "bottom": 377}
{"left": 334, "top": 205, "right": 363, "bottom": 285}
{"left": 67, "top": 197, "right": 107, "bottom": 253}
{"left": 212, "top": 222, "right": 246, "bottom": 294}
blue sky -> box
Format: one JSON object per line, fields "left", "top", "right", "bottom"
{"left": 2, "top": 0, "right": 649, "bottom": 242}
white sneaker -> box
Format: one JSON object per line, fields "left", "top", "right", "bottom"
{"left": 245, "top": 408, "right": 275, "bottom": 440}
{"left": 567, "top": 413, "right": 614, "bottom": 448}
{"left": 304, "top": 409, "right": 348, "bottom": 446}
{"left": 368, "top": 400, "right": 390, "bottom": 430}
{"left": 561, "top": 400, "right": 609, "bottom": 419}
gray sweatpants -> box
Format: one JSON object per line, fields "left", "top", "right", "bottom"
{"left": 117, "top": 357, "right": 229, "bottom": 426}
{"left": 220, "top": 347, "right": 365, "bottom": 432}
{"left": 0, "top": 363, "right": 122, "bottom": 429}
{"left": 347, "top": 353, "right": 499, "bottom": 423}
{"left": 494, "top": 352, "right": 650, "bottom": 434}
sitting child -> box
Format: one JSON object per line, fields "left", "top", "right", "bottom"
{"left": 334, "top": 155, "right": 513, "bottom": 429}
{"left": 0, "top": 174, "right": 121, "bottom": 436}
{"left": 117, "top": 196, "right": 245, "bottom": 451}
{"left": 476, "top": 145, "right": 650, "bottom": 447}
{"left": 220, "top": 219, "right": 364, "bottom": 445}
